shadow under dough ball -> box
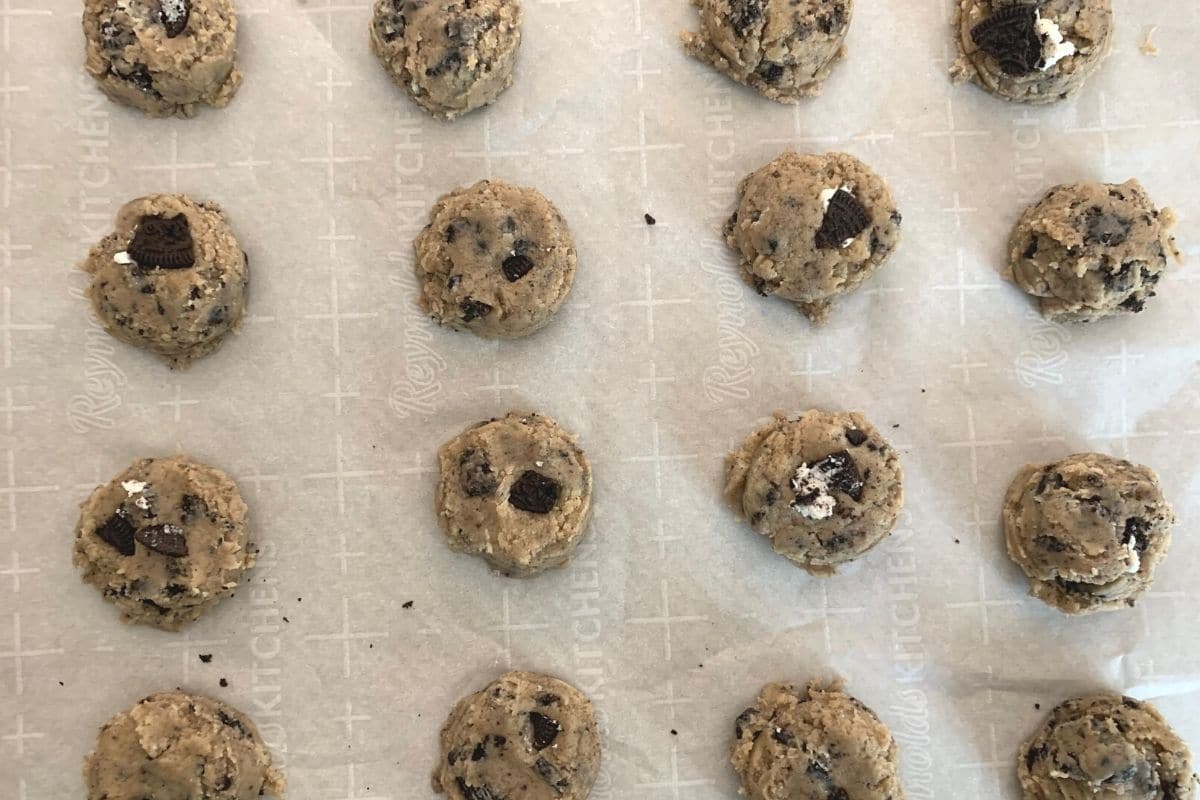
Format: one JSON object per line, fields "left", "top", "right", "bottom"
{"left": 83, "top": 0, "right": 242, "bottom": 117}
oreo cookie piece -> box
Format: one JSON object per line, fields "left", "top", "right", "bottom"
{"left": 158, "top": 0, "right": 191, "bottom": 38}
{"left": 128, "top": 214, "right": 195, "bottom": 269}
{"left": 970, "top": 5, "right": 1041, "bottom": 77}
{"left": 815, "top": 190, "right": 871, "bottom": 250}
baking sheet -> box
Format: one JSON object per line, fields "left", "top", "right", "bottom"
{"left": 2, "top": 0, "right": 1200, "bottom": 797}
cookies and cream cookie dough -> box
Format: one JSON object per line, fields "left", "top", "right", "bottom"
{"left": 73, "top": 455, "right": 255, "bottom": 630}
{"left": 725, "top": 410, "right": 903, "bottom": 575}
{"left": 731, "top": 681, "right": 905, "bottom": 800}
{"left": 1019, "top": 693, "right": 1194, "bottom": 800}
{"left": 83, "top": 0, "right": 243, "bottom": 117}
{"left": 370, "top": 0, "right": 522, "bottom": 119}
{"left": 1004, "top": 453, "right": 1176, "bottom": 614}
{"left": 83, "top": 194, "right": 248, "bottom": 368}
{"left": 433, "top": 670, "right": 601, "bottom": 800}
{"left": 1007, "top": 180, "right": 1181, "bottom": 323}
{"left": 84, "top": 691, "right": 285, "bottom": 800}
{"left": 725, "top": 151, "right": 902, "bottom": 324}
{"left": 415, "top": 180, "right": 577, "bottom": 339}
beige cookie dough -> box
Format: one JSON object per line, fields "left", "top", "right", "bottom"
{"left": 681, "top": 0, "right": 853, "bottom": 103}
{"left": 436, "top": 411, "right": 592, "bottom": 577}
{"left": 726, "top": 411, "right": 903, "bottom": 575}
{"left": 83, "top": 0, "right": 242, "bottom": 117}
{"left": 1004, "top": 453, "right": 1176, "bottom": 614}
{"left": 1019, "top": 693, "right": 1195, "bottom": 800}
{"left": 1007, "top": 180, "right": 1181, "bottom": 323}
{"left": 74, "top": 455, "right": 255, "bottom": 630}
{"left": 433, "top": 670, "right": 601, "bottom": 800}
{"left": 370, "top": 0, "right": 522, "bottom": 119}
{"left": 415, "top": 180, "right": 577, "bottom": 339}
{"left": 732, "top": 681, "right": 905, "bottom": 800}
{"left": 725, "top": 151, "right": 902, "bottom": 324}
{"left": 84, "top": 691, "right": 285, "bottom": 800}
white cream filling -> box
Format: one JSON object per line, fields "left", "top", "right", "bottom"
{"left": 1036, "top": 13, "right": 1077, "bottom": 71}
{"left": 790, "top": 463, "right": 837, "bottom": 520}
{"left": 121, "top": 479, "right": 146, "bottom": 495}
{"left": 1124, "top": 536, "right": 1141, "bottom": 574}
{"left": 113, "top": 251, "right": 134, "bottom": 265}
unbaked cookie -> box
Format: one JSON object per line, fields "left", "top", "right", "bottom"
{"left": 73, "top": 454, "right": 255, "bottom": 630}
{"left": 1007, "top": 180, "right": 1181, "bottom": 323}
{"left": 436, "top": 411, "right": 592, "bottom": 577}
{"left": 731, "top": 681, "right": 905, "bottom": 800}
{"left": 83, "top": 0, "right": 242, "bottom": 117}
{"left": 725, "top": 410, "right": 903, "bottom": 575}
{"left": 725, "top": 151, "right": 902, "bottom": 324}
{"left": 415, "top": 180, "right": 577, "bottom": 339}
{"left": 681, "top": 0, "right": 853, "bottom": 103}
{"left": 370, "top": 0, "right": 522, "bottom": 119}
{"left": 1003, "top": 453, "right": 1176, "bottom": 614}
{"left": 951, "top": 0, "right": 1113, "bottom": 104}
{"left": 1019, "top": 694, "right": 1194, "bottom": 800}
{"left": 432, "top": 671, "right": 601, "bottom": 800}
{"left": 84, "top": 691, "right": 285, "bottom": 800}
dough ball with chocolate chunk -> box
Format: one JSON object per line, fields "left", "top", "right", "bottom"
{"left": 433, "top": 671, "right": 601, "bottom": 800}
{"left": 724, "top": 151, "right": 901, "bottom": 324}
{"left": 1019, "top": 694, "right": 1193, "bottom": 800}
{"left": 1003, "top": 453, "right": 1176, "bottom": 614}
{"left": 83, "top": 193, "right": 248, "bottom": 368}
{"left": 73, "top": 454, "right": 255, "bottom": 630}
{"left": 725, "top": 410, "right": 903, "bottom": 575}
{"left": 84, "top": 691, "right": 285, "bottom": 800}
{"left": 83, "top": 0, "right": 242, "bottom": 117}
{"left": 1007, "top": 180, "right": 1181, "bottom": 323}
{"left": 415, "top": 180, "right": 577, "bottom": 339}
{"left": 370, "top": 0, "right": 522, "bottom": 119}
{"left": 681, "top": 0, "right": 853, "bottom": 103}
{"left": 731, "top": 681, "right": 905, "bottom": 800}
{"left": 951, "top": 0, "right": 1112, "bottom": 103}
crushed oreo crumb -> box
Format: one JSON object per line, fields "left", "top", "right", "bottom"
{"left": 459, "top": 449, "right": 499, "bottom": 498}
{"left": 134, "top": 524, "right": 189, "bottom": 557}
{"left": 508, "top": 471, "right": 561, "bottom": 515}
{"left": 528, "top": 711, "right": 561, "bottom": 750}
{"left": 158, "top": 0, "right": 191, "bottom": 38}
{"left": 845, "top": 428, "right": 868, "bottom": 446}
{"left": 501, "top": 253, "right": 534, "bottom": 282}
{"left": 460, "top": 298, "right": 493, "bottom": 322}
{"left": 455, "top": 778, "right": 500, "bottom": 800}
{"left": 198, "top": 653, "right": 212, "bottom": 663}
{"left": 815, "top": 189, "right": 870, "bottom": 249}
{"left": 644, "top": 213, "right": 657, "bottom": 225}
{"left": 812, "top": 450, "right": 865, "bottom": 501}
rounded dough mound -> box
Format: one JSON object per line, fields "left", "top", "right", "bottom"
{"left": 1004, "top": 453, "right": 1176, "bottom": 615}
{"left": 436, "top": 411, "right": 592, "bottom": 577}
{"left": 731, "top": 681, "right": 905, "bottom": 800}
{"left": 681, "top": 0, "right": 853, "bottom": 103}
{"left": 1007, "top": 180, "right": 1180, "bottom": 323}
{"left": 83, "top": 0, "right": 242, "bottom": 117}
{"left": 370, "top": 0, "right": 522, "bottom": 119}
{"left": 725, "top": 410, "right": 903, "bottom": 575}
{"left": 1019, "top": 694, "right": 1194, "bottom": 800}
{"left": 73, "top": 455, "right": 255, "bottom": 630}
{"left": 84, "top": 691, "right": 285, "bottom": 800}
{"left": 433, "top": 671, "right": 601, "bottom": 800}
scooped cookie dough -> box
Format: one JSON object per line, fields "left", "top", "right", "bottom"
{"left": 951, "top": 0, "right": 1113, "bottom": 103}
{"left": 725, "top": 410, "right": 903, "bottom": 575}
{"left": 73, "top": 455, "right": 255, "bottom": 630}
{"left": 1007, "top": 180, "right": 1181, "bottom": 323}
{"left": 370, "top": 0, "right": 522, "bottom": 119}
{"left": 732, "top": 681, "right": 905, "bottom": 800}
{"left": 681, "top": 0, "right": 854, "bottom": 103}
{"left": 436, "top": 411, "right": 592, "bottom": 577}
{"left": 725, "top": 151, "right": 902, "bottom": 324}
{"left": 83, "top": 0, "right": 243, "bottom": 117}
{"left": 1004, "top": 453, "right": 1176, "bottom": 614}
{"left": 415, "top": 180, "right": 577, "bottom": 339}
{"left": 84, "top": 691, "right": 285, "bottom": 800}
{"left": 1019, "top": 694, "right": 1194, "bottom": 800}
{"left": 433, "top": 670, "right": 601, "bottom": 800}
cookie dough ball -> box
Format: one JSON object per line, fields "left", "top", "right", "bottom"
{"left": 433, "top": 671, "right": 601, "bottom": 800}
{"left": 951, "top": 0, "right": 1113, "bottom": 103}
{"left": 436, "top": 411, "right": 592, "bottom": 577}
{"left": 1019, "top": 694, "right": 1194, "bottom": 800}
{"left": 83, "top": 0, "right": 242, "bottom": 117}
{"left": 84, "top": 691, "right": 285, "bottom": 800}
{"left": 1007, "top": 180, "right": 1181, "bottom": 323}
{"left": 681, "top": 0, "right": 853, "bottom": 103}
{"left": 725, "top": 151, "right": 901, "bottom": 324}
{"left": 73, "top": 455, "right": 256, "bottom": 630}
{"left": 415, "top": 180, "right": 577, "bottom": 339}
{"left": 731, "top": 681, "right": 905, "bottom": 800}
{"left": 370, "top": 0, "right": 522, "bottom": 119}
{"left": 725, "top": 410, "right": 903, "bottom": 575}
